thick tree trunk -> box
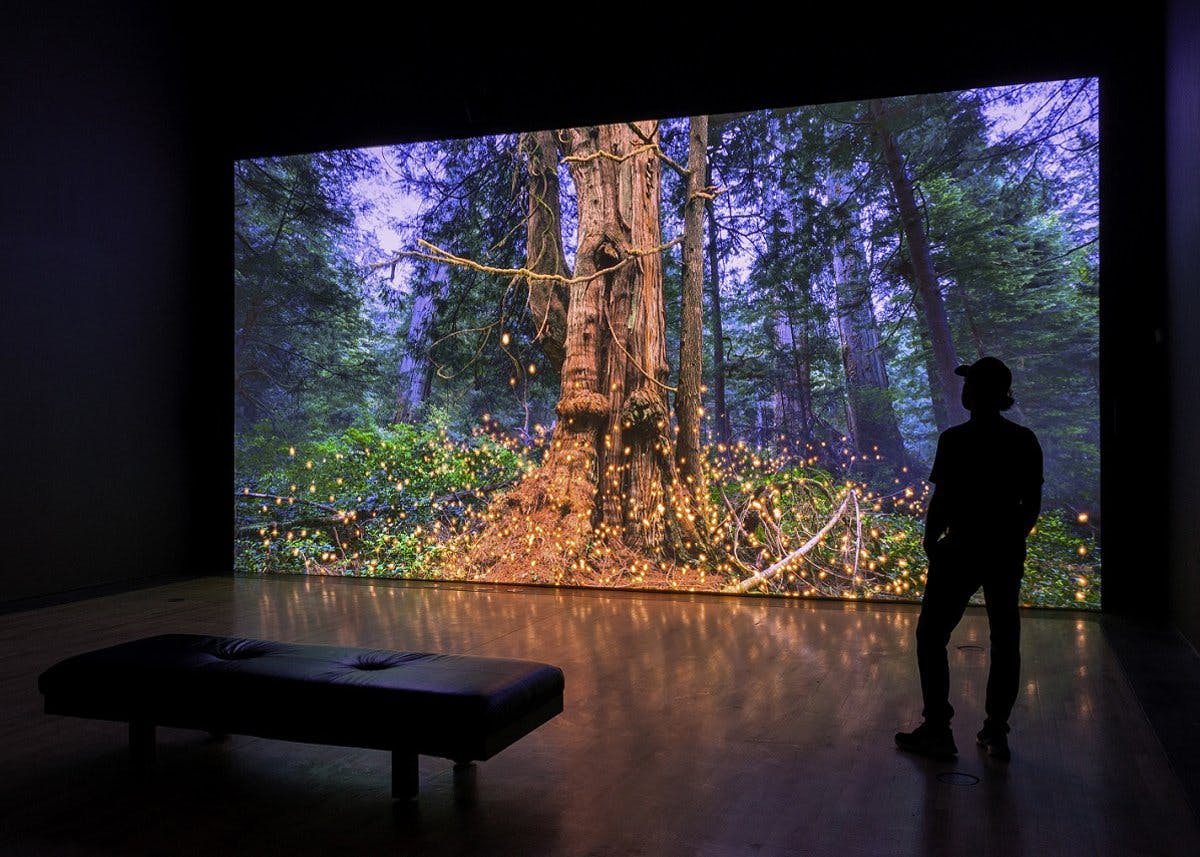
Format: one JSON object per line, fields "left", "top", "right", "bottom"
{"left": 704, "top": 164, "right": 732, "bottom": 451}
{"left": 521, "top": 130, "right": 569, "bottom": 370}
{"left": 461, "top": 122, "right": 684, "bottom": 581}
{"left": 676, "top": 115, "right": 707, "bottom": 502}
{"left": 577, "top": 123, "right": 673, "bottom": 551}
{"left": 868, "top": 98, "right": 966, "bottom": 426}
{"left": 909, "top": 283, "right": 952, "bottom": 432}
{"left": 829, "top": 178, "right": 909, "bottom": 473}
{"left": 394, "top": 265, "right": 449, "bottom": 423}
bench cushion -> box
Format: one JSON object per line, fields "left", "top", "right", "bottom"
{"left": 39, "top": 634, "right": 564, "bottom": 760}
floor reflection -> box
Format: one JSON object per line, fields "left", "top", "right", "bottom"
{"left": 1, "top": 575, "right": 1194, "bottom": 856}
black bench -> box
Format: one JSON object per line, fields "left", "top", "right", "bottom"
{"left": 38, "top": 634, "right": 564, "bottom": 799}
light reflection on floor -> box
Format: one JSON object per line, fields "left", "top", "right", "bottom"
{"left": 0, "top": 574, "right": 1194, "bottom": 857}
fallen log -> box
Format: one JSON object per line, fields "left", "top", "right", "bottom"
{"left": 234, "top": 478, "right": 519, "bottom": 539}
{"left": 724, "top": 493, "right": 851, "bottom": 594}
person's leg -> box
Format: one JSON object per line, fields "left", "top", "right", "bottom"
{"left": 981, "top": 569, "right": 1023, "bottom": 730}
{"left": 897, "top": 550, "right": 978, "bottom": 757}
{"left": 914, "top": 551, "right": 979, "bottom": 727}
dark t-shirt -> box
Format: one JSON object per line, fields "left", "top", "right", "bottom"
{"left": 928, "top": 415, "right": 1043, "bottom": 545}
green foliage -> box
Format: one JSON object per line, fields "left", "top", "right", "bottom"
{"left": 235, "top": 153, "right": 385, "bottom": 436}
{"left": 235, "top": 420, "right": 533, "bottom": 578}
{"left": 710, "top": 447, "right": 1098, "bottom": 609}
{"left": 848, "top": 508, "right": 1100, "bottom": 609}
{"left": 1023, "top": 511, "right": 1101, "bottom": 608}
{"left": 919, "top": 172, "right": 1100, "bottom": 510}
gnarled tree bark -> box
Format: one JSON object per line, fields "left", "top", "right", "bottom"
{"left": 461, "top": 122, "right": 693, "bottom": 582}
{"left": 676, "top": 115, "right": 708, "bottom": 502}
{"left": 521, "top": 130, "right": 569, "bottom": 371}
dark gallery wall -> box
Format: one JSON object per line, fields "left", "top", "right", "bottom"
{"left": 1168, "top": 0, "right": 1200, "bottom": 652}
{"left": 0, "top": 5, "right": 1188, "bottom": 637}
{"left": 0, "top": 6, "right": 219, "bottom": 605}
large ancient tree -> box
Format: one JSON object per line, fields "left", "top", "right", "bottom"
{"left": 458, "top": 121, "right": 704, "bottom": 582}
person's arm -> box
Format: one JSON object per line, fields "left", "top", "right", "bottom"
{"left": 924, "top": 434, "right": 949, "bottom": 555}
{"left": 1018, "top": 431, "right": 1044, "bottom": 538}
{"left": 924, "top": 487, "right": 949, "bottom": 556}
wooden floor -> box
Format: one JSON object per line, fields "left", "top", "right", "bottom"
{"left": 1, "top": 575, "right": 1197, "bottom": 856}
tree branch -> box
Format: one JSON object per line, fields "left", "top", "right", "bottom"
{"left": 562, "top": 142, "right": 657, "bottom": 166}
{"left": 388, "top": 236, "right": 684, "bottom": 287}
{"left": 725, "top": 493, "right": 852, "bottom": 593}
{"left": 236, "top": 478, "right": 520, "bottom": 533}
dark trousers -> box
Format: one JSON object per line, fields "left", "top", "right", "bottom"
{"left": 916, "top": 541, "right": 1023, "bottom": 728}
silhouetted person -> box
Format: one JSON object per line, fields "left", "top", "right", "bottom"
{"left": 895, "top": 356, "right": 1042, "bottom": 762}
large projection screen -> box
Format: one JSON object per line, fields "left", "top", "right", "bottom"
{"left": 234, "top": 79, "right": 1099, "bottom": 608}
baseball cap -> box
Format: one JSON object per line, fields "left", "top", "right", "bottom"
{"left": 954, "top": 356, "right": 1012, "bottom": 395}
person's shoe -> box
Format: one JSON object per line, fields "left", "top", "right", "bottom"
{"left": 895, "top": 721, "right": 958, "bottom": 760}
{"left": 976, "top": 721, "right": 1011, "bottom": 761}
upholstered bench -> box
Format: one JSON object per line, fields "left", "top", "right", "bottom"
{"left": 38, "top": 634, "right": 564, "bottom": 799}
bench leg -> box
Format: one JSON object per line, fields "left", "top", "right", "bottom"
{"left": 129, "top": 720, "right": 155, "bottom": 771}
{"left": 392, "top": 750, "right": 418, "bottom": 800}
{"left": 451, "top": 758, "right": 477, "bottom": 806}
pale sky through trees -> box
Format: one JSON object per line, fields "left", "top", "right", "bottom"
{"left": 340, "top": 79, "right": 1097, "bottom": 310}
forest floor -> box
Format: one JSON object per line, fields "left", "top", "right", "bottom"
{"left": 235, "top": 421, "right": 1100, "bottom": 609}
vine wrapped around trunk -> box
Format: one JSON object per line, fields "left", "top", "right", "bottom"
{"left": 455, "top": 122, "right": 697, "bottom": 583}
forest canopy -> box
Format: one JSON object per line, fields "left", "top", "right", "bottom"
{"left": 234, "top": 79, "right": 1100, "bottom": 609}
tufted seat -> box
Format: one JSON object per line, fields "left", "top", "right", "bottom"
{"left": 39, "top": 634, "right": 564, "bottom": 799}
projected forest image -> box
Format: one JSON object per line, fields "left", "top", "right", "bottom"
{"left": 235, "top": 80, "right": 1099, "bottom": 608}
